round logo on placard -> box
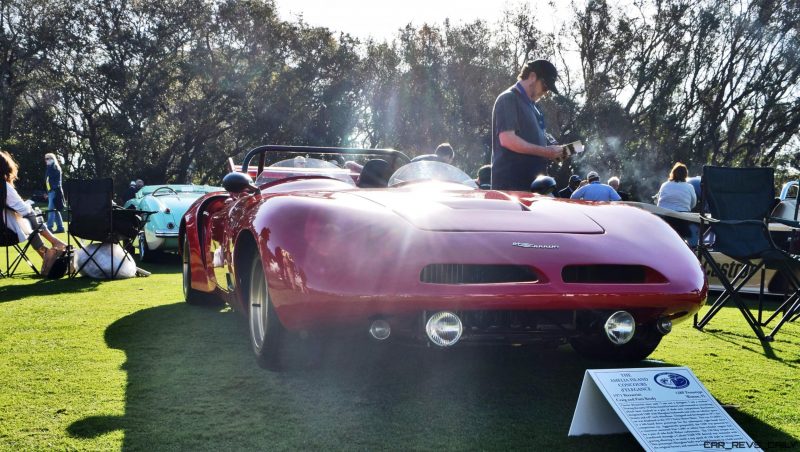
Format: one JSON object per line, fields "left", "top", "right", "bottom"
{"left": 654, "top": 372, "right": 690, "bottom": 389}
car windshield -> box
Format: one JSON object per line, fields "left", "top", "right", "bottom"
{"left": 388, "top": 161, "right": 478, "bottom": 189}
{"left": 270, "top": 156, "right": 339, "bottom": 169}
{"left": 141, "top": 185, "right": 217, "bottom": 196}
{"left": 255, "top": 157, "right": 355, "bottom": 186}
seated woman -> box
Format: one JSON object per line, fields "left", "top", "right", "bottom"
{"left": 656, "top": 162, "right": 697, "bottom": 241}
{"left": 1, "top": 150, "right": 67, "bottom": 274}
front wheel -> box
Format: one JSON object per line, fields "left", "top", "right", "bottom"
{"left": 248, "top": 254, "right": 285, "bottom": 370}
{"left": 570, "top": 323, "right": 663, "bottom": 362}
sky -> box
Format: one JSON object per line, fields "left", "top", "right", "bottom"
{"left": 274, "top": 0, "right": 565, "bottom": 42}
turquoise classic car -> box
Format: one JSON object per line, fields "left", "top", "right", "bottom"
{"left": 123, "top": 184, "right": 221, "bottom": 261}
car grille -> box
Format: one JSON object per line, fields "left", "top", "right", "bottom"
{"left": 420, "top": 264, "right": 538, "bottom": 284}
{"left": 561, "top": 265, "right": 666, "bottom": 283}
{"left": 458, "top": 310, "right": 576, "bottom": 343}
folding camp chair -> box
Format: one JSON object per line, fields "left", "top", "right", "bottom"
{"left": 65, "top": 179, "right": 149, "bottom": 279}
{"left": 693, "top": 166, "right": 800, "bottom": 341}
{"left": 1, "top": 183, "right": 42, "bottom": 277}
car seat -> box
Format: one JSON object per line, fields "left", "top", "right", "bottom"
{"left": 356, "top": 159, "right": 392, "bottom": 188}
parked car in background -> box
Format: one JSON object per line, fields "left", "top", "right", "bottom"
{"left": 124, "top": 184, "right": 221, "bottom": 261}
{"left": 181, "top": 145, "right": 707, "bottom": 370}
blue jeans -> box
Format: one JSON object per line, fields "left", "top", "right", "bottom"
{"left": 687, "top": 224, "right": 700, "bottom": 247}
{"left": 47, "top": 190, "right": 64, "bottom": 232}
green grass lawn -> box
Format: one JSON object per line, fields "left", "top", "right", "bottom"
{"left": 1, "top": 245, "right": 799, "bottom": 451}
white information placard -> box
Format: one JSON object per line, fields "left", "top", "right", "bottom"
{"left": 569, "top": 367, "right": 760, "bottom": 451}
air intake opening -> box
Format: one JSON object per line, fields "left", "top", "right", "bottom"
{"left": 561, "top": 265, "right": 666, "bottom": 284}
{"left": 421, "top": 264, "right": 538, "bottom": 284}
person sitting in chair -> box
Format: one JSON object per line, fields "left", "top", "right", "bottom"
{"left": 656, "top": 162, "right": 697, "bottom": 241}
{"left": 2, "top": 150, "right": 67, "bottom": 274}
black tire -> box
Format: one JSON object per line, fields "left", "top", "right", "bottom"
{"left": 182, "top": 234, "right": 222, "bottom": 307}
{"left": 570, "top": 323, "right": 663, "bottom": 362}
{"left": 248, "top": 254, "right": 285, "bottom": 370}
{"left": 138, "top": 231, "right": 161, "bottom": 262}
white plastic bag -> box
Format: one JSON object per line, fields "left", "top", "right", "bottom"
{"left": 75, "top": 243, "right": 137, "bottom": 279}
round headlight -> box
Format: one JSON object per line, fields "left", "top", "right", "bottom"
{"left": 604, "top": 311, "right": 636, "bottom": 345}
{"left": 657, "top": 318, "right": 673, "bottom": 335}
{"left": 425, "top": 311, "right": 463, "bottom": 347}
{"left": 369, "top": 319, "right": 391, "bottom": 341}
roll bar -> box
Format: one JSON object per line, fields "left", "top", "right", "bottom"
{"left": 240, "top": 145, "right": 411, "bottom": 176}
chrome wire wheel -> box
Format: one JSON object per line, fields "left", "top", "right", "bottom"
{"left": 247, "top": 254, "right": 284, "bottom": 370}
{"left": 249, "top": 257, "right": 269, "bottom": 354}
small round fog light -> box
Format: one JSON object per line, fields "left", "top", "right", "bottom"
{"left": 656, "top": 318, "right": 672, "bottom": 335}
{"left": 425, "top": 311, "right": 463, "bottom": 347}
{"left": 369, "top": 319, "right": 391, "bottom": 341}
{"left": 604, "top": 311, "right": 636, "bottom": 345}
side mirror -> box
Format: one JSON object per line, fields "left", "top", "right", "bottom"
{"left": 222, "top": 172, "right": 256, "bottom": 193}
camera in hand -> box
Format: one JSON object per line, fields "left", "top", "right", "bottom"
{"left": 557, "top": 141, "right": 584, "bottom": 161}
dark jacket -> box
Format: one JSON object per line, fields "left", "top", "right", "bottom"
{"left": 45, "top": 164, "right": 62, "bottom": 192}
{"left": 558, "top": 186, "right": 574, "bottom": 198}
{"left": 46, "top": 164, "right": 65, "bottom": 210}
{"left": 122, "top": 186, "right": 138, "bottom": 203}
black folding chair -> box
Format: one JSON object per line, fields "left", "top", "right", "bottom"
{"left": 1, "top": 183, "right": 42, "bottom": 277}
{"left": 65, "top": 179, "right": 149, "bottom": 279}
{"left": 693, "top": 166, "right": 800, "bottom": 341}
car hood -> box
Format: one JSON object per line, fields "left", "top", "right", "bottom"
{"left": 349, "top": 190, "right": 605, "bottom": 233}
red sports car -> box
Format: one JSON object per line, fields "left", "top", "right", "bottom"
{"left": 181, "top": 145, "right": 707, "bottom": 369}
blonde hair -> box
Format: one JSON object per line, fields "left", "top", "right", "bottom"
{"left": 0, "top": 150, "right": 20, "bottom": 185}
{"left": 45, "top": 152, "right": 61, "bottom": 170}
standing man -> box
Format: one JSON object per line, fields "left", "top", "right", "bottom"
{"left": 491, "top": 59, "right": 564, "bottom": 191}
{"left": 411, "top": 142, "right": 455, "bottom": 164}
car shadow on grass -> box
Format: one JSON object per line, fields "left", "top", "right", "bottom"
{"left": 68, "top": 302, "right": 797, "bottom": 451}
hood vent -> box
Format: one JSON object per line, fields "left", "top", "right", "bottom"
{"left": 421, "top": 264, "right": 538, "bottom": 284}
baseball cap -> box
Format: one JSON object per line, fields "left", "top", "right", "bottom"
{"left": 586, "top": 171, "right": 599, "bottom": 181}
{"left": 528, "top": 59, "right": 560, "bottom": 95}
{"left": 569, "top": 174, "right": 582, "bottom": 184}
